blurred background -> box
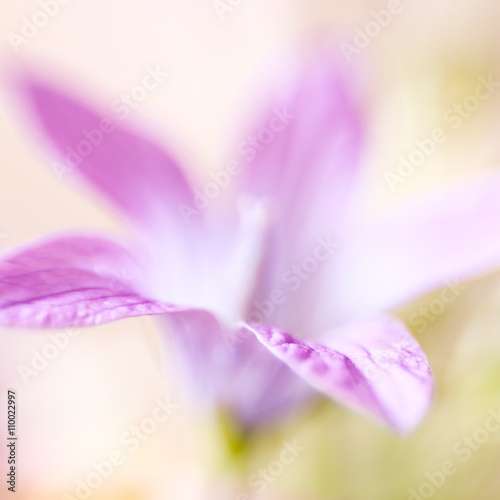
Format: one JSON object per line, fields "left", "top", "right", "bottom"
{"left": 1, "top": 0, "right": 500, "bottom": 499}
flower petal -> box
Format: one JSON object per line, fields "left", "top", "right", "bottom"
{"left": 0, "top": 234, "right": 184, "bottom": 328}
{"left": 159, "top": 309, "right": 314, "bottom": 429}
{"left": 14, "top": 72, "right": 195, "bottom": 232}
{"left": 237, "top": 50, "right": 365, "bottom": 335}
{"left": 243, "top": 316, "right": 433, "bottom": 433}
{"left": 11, "top": 71, "right": 214, "bottom": 311}
{"left": 331, "top": 170, "right": 500, "bottom": 320}
{"left": 241, "top": 52, "right": 363, "bottom": 223}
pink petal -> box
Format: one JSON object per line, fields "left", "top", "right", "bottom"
{"left": 243, "top": 316, "right": 433, "bottom": 433}
{"left": 0, "top": 234, "right": 184, "bottom": 328}
{"left": 12, "top": 71, "right": 197, "bottom": 233}
{"left": 331, "top": 170, "right": 500, "bottom": 320}
{"left": 160, "top": 309, "right": 313, "bottom": 429}
{"left": 237, "top": 51, "right": 365, "bottom": 336}
{"left": 11, "top": 71, "right": 212, "bottom": 309}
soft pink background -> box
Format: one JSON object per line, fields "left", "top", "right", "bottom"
{"left": 2, "top": 1, "right": 500, "bottom": 499}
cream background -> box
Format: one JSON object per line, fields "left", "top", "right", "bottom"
{"left": 2, "top": 1, "right": 500, "bottom": 499}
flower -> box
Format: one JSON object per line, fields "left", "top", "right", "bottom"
{"left": 3, "top": 51, "right": 500, "bottom": 435}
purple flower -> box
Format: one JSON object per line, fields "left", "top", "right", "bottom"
{"left": 3, "top": 52, "right": 500, "bottom": 435}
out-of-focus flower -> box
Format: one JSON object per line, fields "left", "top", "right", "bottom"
{"left": 3, "top": 50, "right": 500, "bottom": 437}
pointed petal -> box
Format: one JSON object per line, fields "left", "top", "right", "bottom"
{"left": 159, "top": 310, "right": 313, "bottom": 429}
{"left": 243, "top": 316, "right": 433, "bottom": 433}
{"left": 14, "top": 73, "right": 195, "bottom": 233}
{"left": 332, "top": 170, "right": 500, "bottom": 320}
{"left": 237, "top": 51, "right": 365, "bottom": 334}
{"left": 10, "top": 71, "right": 214, "bottom": 308}
{"left": 241, "top": 52, "right": 363, "bottom": 224}
{"left": 0, "top": 235, "right": 184, "bottom": 328}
